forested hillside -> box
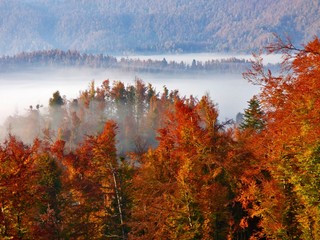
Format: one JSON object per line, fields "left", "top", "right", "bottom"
{"left": 0, "top": 0, "right": 319, "bottom": 55}
{"left": 1, "top": 37, "right": 320, "bottom": 239}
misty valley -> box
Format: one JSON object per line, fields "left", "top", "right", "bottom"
{"left": 0, "top": 52, "right": 264, "bottom": 141}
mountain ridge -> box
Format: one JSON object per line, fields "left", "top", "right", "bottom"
{"left": 0, "top": 0, "right": 319, "bottom": 55}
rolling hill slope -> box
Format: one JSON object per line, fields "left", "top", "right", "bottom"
{"left": 0, "top": 0, "right": 319, "bottom": 55}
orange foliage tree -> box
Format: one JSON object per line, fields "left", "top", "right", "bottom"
{"left": 129, "top": 96, "right": 255, "bottom": 239}
{"left": 240, "top": 37, "right": 320, "bottom": 239}
{"left": 0, "top": 136, "right": 39, "bottom": 239}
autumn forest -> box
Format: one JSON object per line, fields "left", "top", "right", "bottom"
{"left": 1, "top": 36, "right": 320, "bottom": 240}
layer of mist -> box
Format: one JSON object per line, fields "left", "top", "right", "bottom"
{"left": 0, "top": 67, "right": 259, "bottom": 125}
{"left": 0, "top": 52, "right": 269, "bottom": 146}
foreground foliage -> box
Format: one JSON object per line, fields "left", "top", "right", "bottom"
{"left": 1, "top": 38, "right": 320, "bottom": 239}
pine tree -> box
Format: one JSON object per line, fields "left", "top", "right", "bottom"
{"left": 49, "top": 91, "right": 64, "bottom": 107}
{"left": 240, "top": 96, "right": 264, "bottom": 131}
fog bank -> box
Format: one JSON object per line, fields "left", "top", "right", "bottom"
{"left": 0, "top": 66, "right": 259, "bottom": 125}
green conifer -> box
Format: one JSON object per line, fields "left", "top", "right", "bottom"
{"left": 240, "top": 96, "right": 265, "bottom": 131}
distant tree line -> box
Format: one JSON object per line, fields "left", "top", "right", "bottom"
{"left": 0, "top": 49, "right": 257, "bottom": 73}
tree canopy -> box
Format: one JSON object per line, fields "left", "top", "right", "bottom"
{"left": 1, "top": 37, "right": 320, "bottom": 239}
